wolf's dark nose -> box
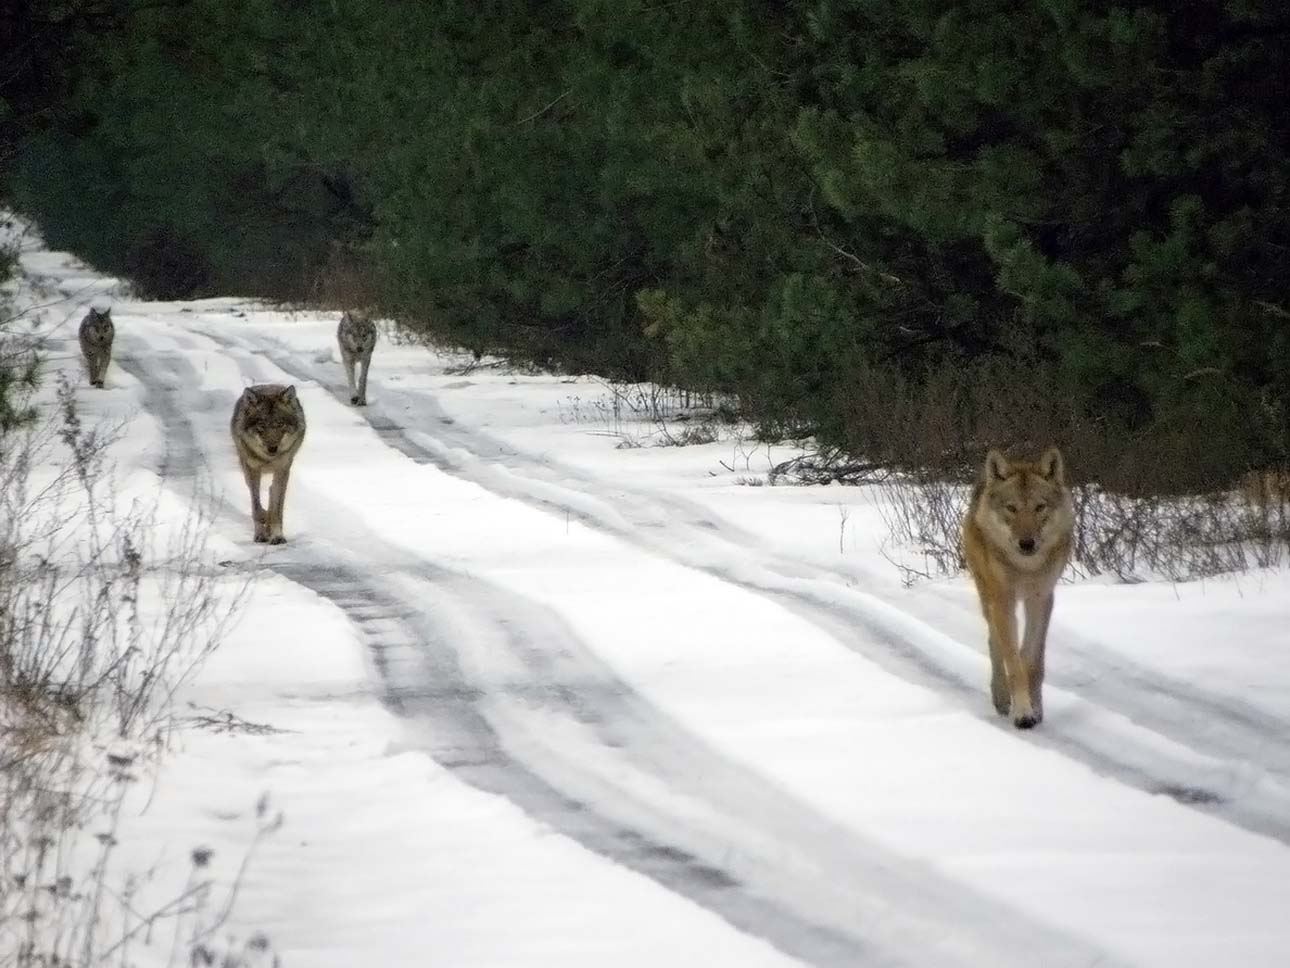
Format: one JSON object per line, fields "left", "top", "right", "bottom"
{"left": 1019, "top": 537, "right": 1036, "bottom": 554}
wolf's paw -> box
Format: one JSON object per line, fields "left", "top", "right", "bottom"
{"left": 1013, "top": 710, "right": 1040, "bottom": 730}
{"left": 351, "top": 395, "right": 365, "bottom": 406}
{"left": 268, "top": 535, "right": 287, "bottom": 545}
{"left": 253, "top": 533, "right": 268, "bottom": 543}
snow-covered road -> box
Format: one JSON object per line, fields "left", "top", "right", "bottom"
{"left": 12, "top": 236, "right": 1290, "bottom": 967}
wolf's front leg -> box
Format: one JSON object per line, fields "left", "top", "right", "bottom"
{"left": 341, "top": 350, "right": 357, "bottom": 402}
{"left": 988, "top": 636, "right": 1010, "bottom": 716}
{"left": 241, "top": 464, "right": 268, "bottom": 542}
{"left": 1021, "top": 592, "right": 1055, "bottom": 723}
{"left": 266, "top": 463, "right": 293, "bottom": 545}
{"left": 355, "top": 353, "right": 370, "bottom": 406}
{"left": 985, "top": 597, "right": 1035, "bottom": 728}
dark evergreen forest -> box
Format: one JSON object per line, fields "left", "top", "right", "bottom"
{"left": 4, "top": 1, "right": 1289, "bottom": 491}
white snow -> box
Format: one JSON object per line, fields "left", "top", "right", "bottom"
{"left": 6, "top": 218, "right": 1290, "bottom": 968}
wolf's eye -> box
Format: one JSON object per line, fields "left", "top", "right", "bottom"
{"left": 1035, "top": 502, "right": 1047, "bottom": 512}
{"left": 1005, "top": 503, "right": 1018, "bottom": 513}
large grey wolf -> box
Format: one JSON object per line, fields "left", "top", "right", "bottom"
{"left": 962, "top": 447, "right": 1074, "bottom": 728}
{"left": 78, "top": 306, "right": 114, "bottom": 388}
{"left": 230, "top": 384, "right": 306, "bottom": 544}
{"left": 337, "top": 311, "right": 377, "bottom": 406}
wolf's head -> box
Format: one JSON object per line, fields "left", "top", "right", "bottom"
{"left": 339, "top": 311, "right": 377, "bottom": 353}
{"left": 82, "top": 307, "right": 113, "bottom": 341}
{"left": 975, "top": 447, "right": 1073, "bottom": 565}
{"left": 237, "top": 384, "right": 304, "bottom": 459}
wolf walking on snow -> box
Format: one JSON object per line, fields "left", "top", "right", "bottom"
{"left": 231, "top": 384, "right": 307, "bottom": 544}
{"left": 337, "top": 311, "right": 377, "bottom": 406}
{"left": 962, "top": 447, "right": 1074, "bottom": 729}
{"left": 78, "top": 306, "right": 115, "bottom": 388}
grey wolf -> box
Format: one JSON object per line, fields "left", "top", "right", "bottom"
{"left": 230, "top": 384, "right": 306, "bottom": 544}
{"left": 337, "top": 311, "right": 377, "bottom": 406}
{"left": 962, "top": 447, "right": 1074, "bottom": 728}
{"left": 78, "top": 307, "right": 114, "bottom": 388}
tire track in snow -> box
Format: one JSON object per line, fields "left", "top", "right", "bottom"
{"left": 117, "top": 335, "right": 1117, "bottom": 968}
{"left": 204, "top": 325, "right": 1290, "bottom": 846}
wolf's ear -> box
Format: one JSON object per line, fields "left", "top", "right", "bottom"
{"left": 1038, "top": 446, "right": 1065, "bottom": 484}
{"left": 984, "top": 449, "right": 1010, "bottom": 481}
{"left": 282, "top": 385, "right": 297, "bottom": 403}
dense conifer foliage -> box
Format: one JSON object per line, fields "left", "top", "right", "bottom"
{"left": 4, "top": 1, "right": 1288, "bottom": 485}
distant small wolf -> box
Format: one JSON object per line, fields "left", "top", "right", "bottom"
{"left": 962, "top": 447, "right": 1074, "bottom": 729}
{"left": 337, "top": 311, "right": 377, "bottom": 406}
{"left": 78, "top": 306, "right": 114, "bottom": 388}
{"left": 230, "top": 384, "right": 306, "bottom": 544}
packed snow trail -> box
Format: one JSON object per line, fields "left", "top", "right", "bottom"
{"left": 197, "top": 319, "right": 1290, "bottom": 845}
{"left": 112, "top": 327, "right": 1117, "bottom": 968}
{"left": 16, "top": 235, "right": 1290, "bottom": 968}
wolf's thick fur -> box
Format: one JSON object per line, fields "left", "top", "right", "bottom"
{"left": 78, "top": 307, "right": 114, "bottom": 388}
{"left": 962, "top": 447, "right": 1073, "bottom": 728}
{"left": 230, "top": 384, "right": 306, "bottom": 544}
{"left": 337, "top": 311, "right": 377, "bottom": 406}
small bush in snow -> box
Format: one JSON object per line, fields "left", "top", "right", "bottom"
{"left": 0, "top": 321, "right": 270, "bottom": 965}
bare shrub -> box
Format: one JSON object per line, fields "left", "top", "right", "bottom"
{"left": 1240, "top": 467, "right": 1290, "bottom": 512}
{"left": 1071, "top": 483, "right": 1288, "bottom": 581}
{"left": 0, "top": 337, "right": 263, "bottom": 964}
{"left": 307, "top": 240, "right": 378, "bottom": 313}
{"left": 559, "top": 378, "right": 735, "bottom": 448}
{"left": 657, "top": 421, "right": 720, "bottom": 447}
{"left": 786, "top": 356, "right": 1290, "bottom": 583}
{"left": 874, "top": 474, "right": 969, "bottom": 586}
{"left": 872, "top": 469, "right": 1289, "bottom": 586}
{"left": 594, "top": 378, "right": 723, "bottom": 426}
{"left": 1, "top": 377, "right": 229, "bottom": 739}
{"left": 767, "top": 446, "right": 886, "bottom": 486}
{"left": 2, "top": 749, "right": 283, "bottom": 968}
